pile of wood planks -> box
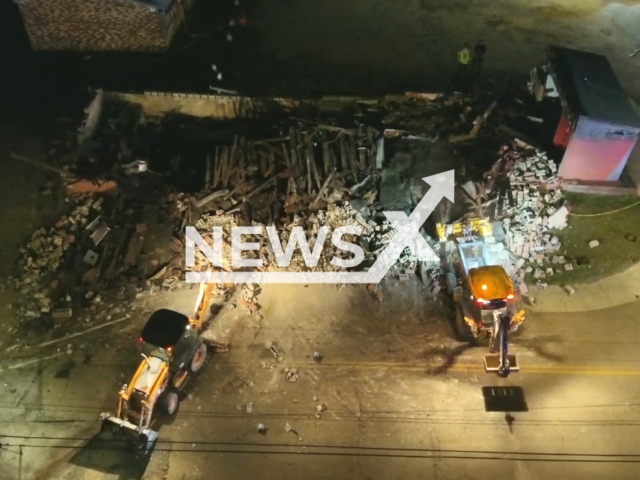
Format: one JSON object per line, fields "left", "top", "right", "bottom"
{"left": 201, "top": 122, "right": 381, "bottom": 198}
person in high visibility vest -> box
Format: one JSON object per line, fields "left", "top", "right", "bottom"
{"left": 457, "top": 43, "right": 472, "bottom": 76}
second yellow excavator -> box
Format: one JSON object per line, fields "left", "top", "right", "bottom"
{"left": 99, "top": 283, "right": 228, "bottom": 452}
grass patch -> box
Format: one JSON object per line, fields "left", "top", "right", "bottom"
{"left": 531, "top": 192, "right": 640, "bottom": 286}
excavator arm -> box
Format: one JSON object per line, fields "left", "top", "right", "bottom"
{"left": 191, "top": 283, "right": 216, "bottom": 329}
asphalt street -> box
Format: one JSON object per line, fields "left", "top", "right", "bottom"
{"left": 1, "top": 283, "right": 639, "bottom": 480}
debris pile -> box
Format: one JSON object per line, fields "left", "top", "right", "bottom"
{"left": 191, "top": 121, "right": 381, "bottom": 215}
{"left": 11, "top": 197, "right": 104, "bottom": 320}
{"left": 437, "top": 137, "right": 577, "bottom": 296}
{"left": 8, "top": 185, "right": 185, "bottom": 335}
{"left": 181, "top": 116, "right": 435, "bottom": 277}
{"left": 187, "top": 191, "right": 434, "bottom": 277}
{"left": 500, "top": 148, "right": 571, "bottom": 287}
{"left": 285, "top": 367, "right": 299, "bottom": 383}
{"left": 461, "top": 144, "right": 573, "bottom": 290}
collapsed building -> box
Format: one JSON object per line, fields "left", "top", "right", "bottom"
{"left": 9, "top": 83, "right": 584, "bottom": 336}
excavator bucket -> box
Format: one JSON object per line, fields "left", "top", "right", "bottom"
{"left": 484, "top": 353, "right": 519, "bottom": 374}
{"left": 100, "top": 413, "right": 158, "bottom": 454}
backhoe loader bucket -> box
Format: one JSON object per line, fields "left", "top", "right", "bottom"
{"left": 484, "top": 353, "right": 519, "bottom": 376}
{"left": 100, "top": 413, "right": 158, "bottom": 454}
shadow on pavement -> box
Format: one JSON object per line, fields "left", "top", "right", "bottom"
{"left": 517, "top": 334, "right": 567, "bottom": 363}
{"left": 68, "top": 429, "right": 152, "bottom": 480}
{"left": 423, "top": 343, "right": 474, "bottom": 375}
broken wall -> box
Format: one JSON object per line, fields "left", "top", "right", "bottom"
{"left": 108, "top": 91, "right": 303, "bottom": 119}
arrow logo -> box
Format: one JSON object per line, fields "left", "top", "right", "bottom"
{"left": 187, "top": 170, "right": 454, "bottom": 284}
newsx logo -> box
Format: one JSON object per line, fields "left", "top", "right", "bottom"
{"left": 186, "top": 224, "right": 364, "bottom": 269}
{"left": 184, "top": 171, "right": 454, "bottom": 284}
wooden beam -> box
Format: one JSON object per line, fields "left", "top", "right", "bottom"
{"left": 217, "top": 146, "right": 228, "bottom": 188}
{"left": 246, "top": 176, "right": 277, "bottom": 199}
{"left": 290, "top": 117, "right": 355, "bottom": 134}
{"left": 255, "top": 136, "right": 290, "bottom": 143}
{"left": 339, "top": 134, "right": 349, "bottom": 171}
{"left": 322, "top": 142, "right": 331, "bottom": 176}
{"left": 269, "top": 150, "right": 275, "bottom": 178}
{"left": 348, "top": 134, "right": 359, "bottom": 181}
{"left": 307, "top": 137, "right": 322, "bottom": 192}
{"left": 239, "top": 136, "right": 246, "bottom": 183}
{"left": 205, "top": 153, "right": 212, "bottom": 188}
{"left": 313, "top": 168, "right": 336, "bottom": 206}
{"left": 282, "top": 143, "right": 291, "bottom": 167}
{"left": 209, "top": 153, "right": 216, "bottom": 188}
{"left": 305, "top": 142, "right": 312, "bottom": 196}
{"left": 289, "top": 127, "right": 298, "bottom": 167}
{"left": 11, "top": 153, "right": 72, "bottom": 177}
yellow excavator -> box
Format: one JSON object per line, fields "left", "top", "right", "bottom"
{"left": 100, "top": 283, "right": 227, "bottom": 452}
{"left": 438, "top": 218, "right": 525, "bottom": 377}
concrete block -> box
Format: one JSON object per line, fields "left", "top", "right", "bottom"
{"left": 52, "top": 307, "right": 73, "bottom": 319}
{"left": 548, "top": 206, "right": 569, "bottom": 229}
{"left": 518, "top": 282, "right": 528, "bottom": 295}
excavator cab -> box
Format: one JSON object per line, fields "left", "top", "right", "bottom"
{"left": 140, "top": 309, "right": 204, "bottom": 374}
{"left": 468, "top": 266, "right": 516, "bottom": 324}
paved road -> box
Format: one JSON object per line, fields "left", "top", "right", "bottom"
{"left": 1, "top": 284, "right": 639, "bottom": 480}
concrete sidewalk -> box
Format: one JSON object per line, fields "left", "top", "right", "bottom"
{"left": 529, "top": 263, "right": 640, "bottom": 313}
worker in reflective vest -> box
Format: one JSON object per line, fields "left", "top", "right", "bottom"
{"left": 457, "top": 43, "right": 472, "bottom": 76}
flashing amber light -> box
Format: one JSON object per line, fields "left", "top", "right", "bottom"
{"left": 481, "top": 284, "right": 487, "bottom": 291}
{"left": 507, "top": 294, "right": 515, "bottom": 300}
{"left": 476, "top": 297, "right": 485, "bottom": 304}
{"left": 167, "top": 346, "right": 173, "bottom": 353}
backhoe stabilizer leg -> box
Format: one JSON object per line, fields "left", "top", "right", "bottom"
{"left": 499, "top": 314, "right": 510, "bottom": 377}
{"left": 484, "top": 313, "right": 519, "bottom": 375}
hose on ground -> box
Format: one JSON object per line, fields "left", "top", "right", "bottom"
{"left": 570, "top": 200, "right": 640, "bottom": 217}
